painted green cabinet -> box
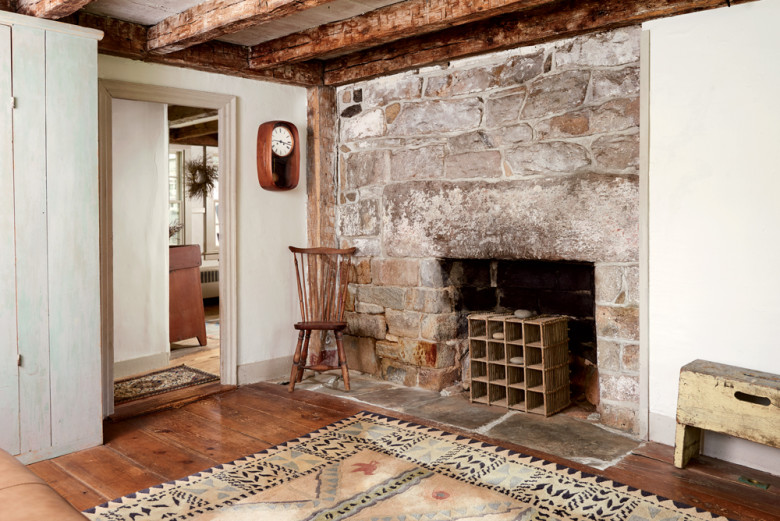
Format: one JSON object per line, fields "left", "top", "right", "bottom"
{"left": 0, "top": 11, "right": 103, "bottom": 463}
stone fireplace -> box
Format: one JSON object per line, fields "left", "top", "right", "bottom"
{"left": 322, "top": 26, "right": 641, "bottom": 433}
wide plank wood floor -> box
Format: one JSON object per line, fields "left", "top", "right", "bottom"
{"left": 29, "top": 382, "right": 780, "bottom": 520}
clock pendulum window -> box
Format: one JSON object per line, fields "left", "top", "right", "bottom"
{"left": 257, "top": 121, "right": 300, "bottom": 191}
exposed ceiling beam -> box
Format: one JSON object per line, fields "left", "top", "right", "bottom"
{"left": 148, "top": 0, "right": 340, "bottom": 55}
{"left": 0, "top": 0, "right": 13, "bottom": 12}
{"left": 170, "top": 120, "right": 219, "bottom": 140}
{"left": 250, "top": 0, "right": 555, "bottom": 70}
{"left": 170, "top": 134, "right": 219, "bottom": 147}
{"left": 73, "top": 13, "right": 323, "bottom": 87}
{"left": 323, "top": 0, "right": 755, "bottom": 85}
{"left": 16, "top": 0, "right": 95, "bottom": 19}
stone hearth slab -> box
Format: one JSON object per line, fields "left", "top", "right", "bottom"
{"left": 403, "top": 393, "right": 508, "bottom": 430}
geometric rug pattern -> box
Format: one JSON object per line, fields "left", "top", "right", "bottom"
{"left": 84, "top": 411, "right": 729, "bottom": 520}
{"left": 113, "top": 364, "right": 219, "bottom": 405}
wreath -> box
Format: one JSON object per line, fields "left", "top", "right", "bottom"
{"left": 185, "top": 158, "right": 218, "bottom": 200}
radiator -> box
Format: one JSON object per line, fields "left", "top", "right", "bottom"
{"left": 200, "top": 266, "right": 219, "bottom": 299}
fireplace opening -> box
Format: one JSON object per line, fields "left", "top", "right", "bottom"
{"left": 439, "top": 259, "right": 597, "bottom": 406}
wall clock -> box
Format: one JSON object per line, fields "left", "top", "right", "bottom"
{"left": 257, "top": 121, "right": 300, "bottom": 191}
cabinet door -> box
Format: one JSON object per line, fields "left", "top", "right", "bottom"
{"left": 0, "top": 22, "right": 20, "bottom": 455}
{"left": 13, "top": 24, "right": 51, "bottom": 455}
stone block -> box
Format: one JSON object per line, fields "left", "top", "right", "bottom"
{"left": 341, "top": 89, "right": 352, "bottom": 104}
{"left": 385, "top": 103, "right": 401, "bottom": 124}
{"left": 622, "top": 343, "right": 639, "bottom": 372}
{"left": 338, "top": 199, "right": 380, "bottom": 237}
{"left": 624, "top": 265, "right": 639, "bottom": 307}
{"left": 345, "top": 311, "right": 387, "bottom": 339}
{"left": 536, "top": 110, "right": 590, "bottom": 139}
{"left": 386, "top": 309, "right": 422, "bottom": 338}
{"left": 420, "top": 259, "right": 444, "bottom": 288}
{"left": 521, "top": 70, "right": 589, "bottom": 119}
{"left": 376, "top": 339, "right": 402, "bottom": 361}
{"left": 595, "top": 264, "right": 624, "bottom": 304}
{"left": 371, "top": 258, "right": 420, "bottom": 287}
{"left": 383, "top": 176, "right": 639, "bottom": 263}
{"left": 405, "top": 287, "right": 454, "bottom": 314}
{"left": 597, "top": 339, "right": 621, "bottom": 372}
{"left": 485, "top": 89, "right": 526, "bottom": 128}
{"left": 596, "top": 305, "right": 639, "bottom": 341}
{"left": 418, "top": 366, "right": 461, "bottom": 391}
{"left": 599, "top": 403, "right": 639, "bottom": 434}
{"left": 447, "top": 131, "right": 496, "bottom": 153}
{"left": 592, "top": 133, "right": 639, "bottom": 172}
{"left": 340, "top": 237, "right": 381, "bottom": 257}
{"left": 363, "top": 75, "right": 423, "bottom": 107}
{"left": 590, "top": 98, "right": 640, "bottom": 134}
{"left": 381, "top": 358, "right": 419, "bottom": 387}
{"left": 425, "top": 65, "right": 498, "bottom": 97}
{"left": 444, "top": 150, "right": 503, "bottom": 179}
{"left": 600, "top": 373, "right": 639, "bottom": 403}
{"left": 341, "top": 149, "right": 389, "bottom": 190}
{"left": 357, "top": 285, "right": 406, "bottom": 310}
{"left": 421, "top": 313, "right": 459, "bottom": 341}
{"left": 351, "top": 259, "right": 372, "bottom": 284}
{"left": 353, "top": 89, "right": 363, "bottom": 102}
{"left": 390, "top": 145, "right": 445, "bottom": 180}
{"left": 340, "top": 108, "right": 386, "bottom": 142}
{"left": 487, "top": 124, "right": 533, "bottom": 146}
{"left": 377, "top": 339, "right": 453, "bottom": 369}
{"left": 389, "top": 99, "right": 483, "bottom": 136}
{"left": 339, "top": 191, "right": 358, "bottom": 204}
{"left": 555, "top": 27, "right": 640, "bottom": 69}
{"left": 356, "top": 302, "right": 384, "bottom": 314}
{"left": 505, "top": 141, "right": 590, "bottom": 176}
{"left": 592, "top": 66, "right": 640, "bottom": 102}
{"left": 343, "top": 335, "right": 379, "bottom": 375}
{"left": 496, "top": 49, "right": 545, "bottom": 87}
{"left": 341, "top": 104, "right": 362, "bottom": 118}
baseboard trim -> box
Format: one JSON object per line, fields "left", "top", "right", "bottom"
{"left": 237, "top": 355, "right": 293, "bottom": 385}
{"left": 113, "top": 352, "right": 171, "bottom": 380}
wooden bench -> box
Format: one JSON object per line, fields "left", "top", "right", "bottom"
{"left": 674, "top": 359, "right": 780, "bottom": 468}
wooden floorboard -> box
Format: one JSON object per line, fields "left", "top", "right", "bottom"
{"left": 29, "top": 382, "right": 780, "bottom": 520}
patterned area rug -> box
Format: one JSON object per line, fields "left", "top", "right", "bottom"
{"left": 114, "top": 364, "right": 219, "bottom": 404}
{"left": 85, "top": 411, "right": 727, "bottom": 521}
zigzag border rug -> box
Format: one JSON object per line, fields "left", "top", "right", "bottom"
{"left": 85, "top": 411, "right": 730, "bottom": 521}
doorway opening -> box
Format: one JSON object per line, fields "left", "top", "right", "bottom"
{"left": 98, "top": 81, "right": 237, "bottom": 419}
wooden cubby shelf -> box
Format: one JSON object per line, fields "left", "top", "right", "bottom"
{"left": 468, "top": 313, "right": 570, "bottom": 417}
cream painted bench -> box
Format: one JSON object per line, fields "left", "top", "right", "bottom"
{"left": 674, "top": 359, "right": 780, "bottom": 468}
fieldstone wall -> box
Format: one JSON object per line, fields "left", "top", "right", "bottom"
{"left": 329, "top": 27, "right": 641, "bottom": 433}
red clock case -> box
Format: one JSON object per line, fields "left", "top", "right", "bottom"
{"left": 257, "top": 121, "right": 300, "bottom": 191}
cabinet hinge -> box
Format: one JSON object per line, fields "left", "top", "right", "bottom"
{"left": 9, "top": 97, "right": 15, "bottom": 110}
{"left": 17, "top": 354, "right": 21, "bottom": 367}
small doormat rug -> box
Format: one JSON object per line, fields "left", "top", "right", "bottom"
{"left": 85, "top": 411, "right": 728, "bottom": 521}
{"left": 113, "top": 365, "right": 219, "bottom": 405}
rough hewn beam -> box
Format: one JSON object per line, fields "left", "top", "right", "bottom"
{"left": 0, "top": 0, "right": 14, "bottom": 12}
{"left": 73, "top": 13, "right": 322, "bottom": 86}
{"left": 148, "top": 0, "right": 339, "bottom": 55}
{"left": 16, "top": 0, "right": 94, "bottom": 19}
{"left": 170, "top": 120, "right": 219, "bottom": 141}
{"left": 250, "top": 0, "right": 555, "bottom": 70}
{"left": 323, "top": 0, "right": 752, "bottom": 85}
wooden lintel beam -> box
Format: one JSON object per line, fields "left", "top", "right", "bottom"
{"left": 16, "top": 0, "right": 95, "bottom": 19}
{"left": 250, "top": 0, "right": 555, "bottom": 70}
{"left": 0, "top": 0, "right": 14, "bottom": 12}
{"left": 72, "top": 13, "right": 322, "bottom": 87}
{"left": 323, "top": 0, "right": 753, "bottom": 86}
{"left": 170, "top": 120, "right": 219, "bottom": 140}
{"left": 148, "top": 0, "right": 339, "bottom": 55}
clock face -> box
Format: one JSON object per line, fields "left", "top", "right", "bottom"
{"left": 271, "top": 125, "right": 294, "bottom": 157}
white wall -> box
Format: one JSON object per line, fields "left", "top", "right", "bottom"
{"left": 645, "top": 0, "right": 780, "bottom": 473}
{"left": 100, "top": 56, "right": 308, "bottom": 381}
{"left": 112, "top": 98, "right": 170, "bottom": 377}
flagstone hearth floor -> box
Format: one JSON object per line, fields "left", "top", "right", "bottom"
{"left": 290, "top": 372, "right": 638, "bottom": 470}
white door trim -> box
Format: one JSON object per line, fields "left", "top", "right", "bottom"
{"left": 98, "top": 80, "right": 238, "bottom": 418}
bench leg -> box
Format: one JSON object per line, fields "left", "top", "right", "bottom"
{"left": 674, "top": 423, "right": 702, "bottom": 468}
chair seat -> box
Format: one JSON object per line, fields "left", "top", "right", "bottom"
{"left": 294, "top": 321, "right": 347, "bottom": 331}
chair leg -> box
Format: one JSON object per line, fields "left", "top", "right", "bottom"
{"left": 335, "top": 331, "right": 350, "bottom": 391}
{"left": 297, "top": 331, "right": 311, "bottom": 383}
{"left": 289, "top": 330, "right": 305, "bottom": 393}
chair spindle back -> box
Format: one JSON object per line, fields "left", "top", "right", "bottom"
{"left": 289, "top": 246, "right": 356, "bottom": 324}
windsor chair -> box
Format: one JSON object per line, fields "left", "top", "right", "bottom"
{"left": 288, "top": 246, "right": 356, "bottom": 392}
